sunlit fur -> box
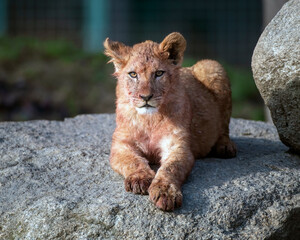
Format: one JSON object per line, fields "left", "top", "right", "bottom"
{"left": 104, "top": 32, "right": 237, "bottom": 211}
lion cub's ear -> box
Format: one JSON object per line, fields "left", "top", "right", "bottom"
{"left": 103, "top": 38, "right": 131, "bottom": 71}
{"left": 159, "top": 32, "right": 186, "bottom": 65}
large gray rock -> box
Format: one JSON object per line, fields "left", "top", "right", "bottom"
{"left": 252, "top": 0, "right": 300, "bottom": 154}
{"left": 0, "top": 114, "right": 299, "bottom": 239}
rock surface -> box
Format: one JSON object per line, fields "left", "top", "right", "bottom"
{"left": 252, "top": 0, "right": 300, "bottom": 154}
{"left": 0, "top": 114, "right": 299, "bottom": 239}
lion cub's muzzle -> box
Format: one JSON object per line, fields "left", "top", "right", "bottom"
{"left": 137, "top": 93, "right": 157, "bottom": 108}
{"left": 139, "top": 94, "right": 153, "bottom": 102}
{"left": 135, "top": 93, "right": 159, "bottom": 114}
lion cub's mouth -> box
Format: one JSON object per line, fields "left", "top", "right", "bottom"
{"left": 140, "top": 103, "right": 155, "bottom": 108}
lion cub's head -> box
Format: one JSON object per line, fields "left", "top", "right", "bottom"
{"left": 104, "top": 32, "right": 186, "bottom": 114}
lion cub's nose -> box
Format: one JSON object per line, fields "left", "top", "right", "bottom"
{"left": 139, "top": 94, "right": 153, "bottom": 101}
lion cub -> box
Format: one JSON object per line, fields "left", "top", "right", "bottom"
{"left": 104, "top": 32, "right": 236, "bottom": 211}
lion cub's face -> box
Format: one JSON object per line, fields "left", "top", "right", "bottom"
{"left": 104, "top": 33, "right": 186, "bottom": 114}
{"left": 118, "top": 42, "right": 173, "bottom": 114}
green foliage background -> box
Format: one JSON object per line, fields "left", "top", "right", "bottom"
{"left": 0, "top": 37, "right": 264, "bottom": 121}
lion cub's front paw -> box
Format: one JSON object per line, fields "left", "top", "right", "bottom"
{"left": 149, "top": 180, "right": 182, "bottom": 211}
{"left": 124, "top": 169, "right": 155, "bottom": 195}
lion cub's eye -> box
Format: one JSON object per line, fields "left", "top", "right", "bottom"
{"left": 155, "top": 70, "right": 165, "bottom": 78}
{"left": 128, "top": 72, "right": 137, "bottom": 78}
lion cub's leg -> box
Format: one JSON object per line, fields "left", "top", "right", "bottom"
{"left": 110, "top": 140, "right": 155, "bottom": 195}
{"left": 148, "top": 136, "right": 194, "bottom": 211}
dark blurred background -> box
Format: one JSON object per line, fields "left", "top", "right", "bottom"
{"left": 0, "top": 0, "right": 287, "bottom": 121}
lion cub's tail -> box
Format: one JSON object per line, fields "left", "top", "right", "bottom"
{"left": 191, "top": 59, "right": 232, "bottom": 125}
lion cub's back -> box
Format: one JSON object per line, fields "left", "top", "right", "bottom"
{"left": 192, "top": 59, "right": 231, "bottom": 104}
{"left": 180, "top": 65, "right": 222, "bottom": 158}
{"left": 193, "top": 59, "right": 232, "bottom": 131}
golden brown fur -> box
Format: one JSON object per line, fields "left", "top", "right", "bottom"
{"left": 104, "top": 32, "right": 236, "bottom": 211}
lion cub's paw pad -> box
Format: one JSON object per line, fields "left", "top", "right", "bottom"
{"left": 124, "top": 170, "right": 154, "bottom": 195}
{"left": 149, "top": 181, "right": 182, "bottom": 211}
